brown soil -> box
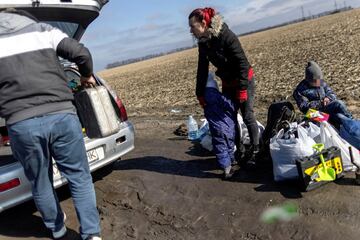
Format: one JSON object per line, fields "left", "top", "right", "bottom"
{"left": 2, "top": 119, "right": 360, "bottom": 239}
{"left": 93, "top": 119, "right": 360, "bottom": 240}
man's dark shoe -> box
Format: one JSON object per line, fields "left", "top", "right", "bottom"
{"left": 55, "top": 230, "right": 81, "bottom": 240}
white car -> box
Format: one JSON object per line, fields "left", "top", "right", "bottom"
{"left": 0, "top": 0, "right": 135, "bottom": 212}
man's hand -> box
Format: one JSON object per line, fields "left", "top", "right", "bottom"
{"left": 80, "top": 75, "right": 96, "bottom": 87}
{"left": 323, "top": 97, "right": 331, "bottom": 106}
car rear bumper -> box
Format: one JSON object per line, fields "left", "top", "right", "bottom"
{"left": 0, "top": 120, "right": 134, "bottom": 213}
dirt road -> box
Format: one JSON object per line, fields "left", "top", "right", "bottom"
{"left": 1, "top": 118, "right": 360, "bottom": 240}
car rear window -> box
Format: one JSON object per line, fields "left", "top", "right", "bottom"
{"left": 44, "top": 21, "right": 78, "bottom": 38}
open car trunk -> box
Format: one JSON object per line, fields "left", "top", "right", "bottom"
{"left": 0, "top": 0, "right": 109, "bottom": 40}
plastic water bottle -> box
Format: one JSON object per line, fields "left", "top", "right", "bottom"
{"left": 187, "top": 115, "right": 198, "bottom": 140}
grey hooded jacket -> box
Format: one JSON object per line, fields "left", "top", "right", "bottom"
{"left": 0, "top": 12, "right": 93, "bottom": 124}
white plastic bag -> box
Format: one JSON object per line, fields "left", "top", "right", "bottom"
{"left": 198, "top": 119, "right": 213, "bottom": 151}
{"left": 320, "top": 122, "right": 359, "bottom": 171}
{"left": 297, "top": 121, "right": 321, "bottom": 143}
{"left": 197, "top": 119, "right": 210, "bottom": 140}
{"left": 270, "top": 125, "right": 316, "bottom": 182}
{"left": 237, "top": 114, "right": 265, "bottom": 145}
{"left": 306, "top": 122, "right": 321, "bottom": 142}
{"left": 200, "top": 134, "right": 213, "bottom": 152}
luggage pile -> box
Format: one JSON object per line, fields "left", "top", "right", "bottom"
{"left": 263, "top": 100, "right": 360, "bottom": 191}
{"left": 186, "top": 98, "right": 360, "bottom": 191}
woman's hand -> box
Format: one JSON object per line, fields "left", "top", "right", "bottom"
{"left": 197, "top": 96, "right": 206, "bottom": 108}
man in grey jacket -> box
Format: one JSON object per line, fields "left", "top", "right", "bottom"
{"left": 0, "top": 9, "right": 101, "bottom": 240}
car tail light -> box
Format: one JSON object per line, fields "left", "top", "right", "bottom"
{"left": 115, "top": 96, "right": 128, "bottom": 121}
{"left": 0, "top": 178, "right": 20, "bottom": 192}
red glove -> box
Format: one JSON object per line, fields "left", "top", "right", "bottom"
{"left": 237, "top": 90, "right": 248, "bottom": 103}
{"left": 197, "top": 96, "right": 206, "bottom": 108}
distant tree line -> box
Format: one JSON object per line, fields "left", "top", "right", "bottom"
{"left": 105, "top": 46, "right": 196, "bottom": 69}
{"left": 106, "top": 6, "right": 352, "bottom": 69}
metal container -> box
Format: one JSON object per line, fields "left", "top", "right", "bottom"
{"left": 74, "top": 86, "right": 120, "bottom": 138}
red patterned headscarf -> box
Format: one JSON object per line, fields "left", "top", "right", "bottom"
{"left": 189, "top": 7, "right": 216, "bottom": 27}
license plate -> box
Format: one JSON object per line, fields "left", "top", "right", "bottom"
{"left": 87, "top": 147, "right": 105, "bottom": 163}
{"left": 52, "top": 146, "right": 105, "bottom": 179}
{"left": 87, "top": 149, "right": 99, "bottom": 162}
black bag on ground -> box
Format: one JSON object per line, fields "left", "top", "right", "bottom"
{"left": 262, "top": 99, "right": 297, "bottom": 145}
{"left": 259, "top": 99, "right": 297, "bottom": 165}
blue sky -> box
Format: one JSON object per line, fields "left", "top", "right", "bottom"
{"left": 82, "top": 0, "right": 360, "bottom": 71}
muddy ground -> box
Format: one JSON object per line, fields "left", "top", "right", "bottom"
{"left": 1, "top": 118, "right": 360, "bottom": 240}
